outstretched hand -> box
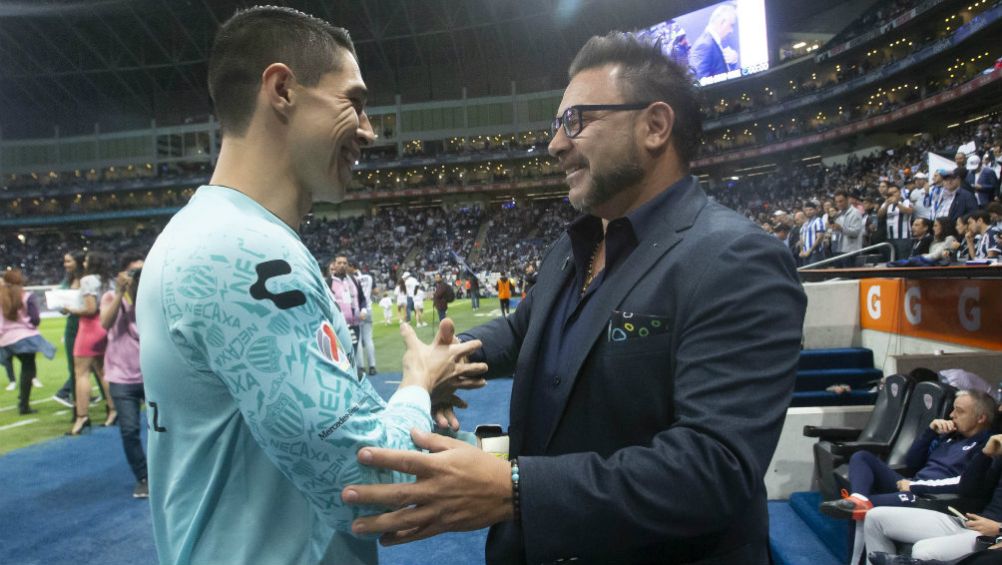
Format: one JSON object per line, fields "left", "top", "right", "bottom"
{"left": 342, "top": 428, "right": 513, "bottom": 545}
{"left": 399, "top": 319, "right": 486, "bottom": 394}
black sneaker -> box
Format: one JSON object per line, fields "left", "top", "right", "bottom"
{"left": 133, "top": 479, "right": 149, "bottom": 499}
{"left": 18, "top": 407, "right": 38, "bottom": 415}
{"left": 368, "top": 367, "right": 377, "bottom": 376}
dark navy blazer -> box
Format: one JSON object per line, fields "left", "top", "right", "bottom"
{"left": 464, "top": 177, "right": 807, "bottom": 565}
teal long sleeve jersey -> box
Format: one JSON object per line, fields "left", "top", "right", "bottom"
{"left": 136, "top": 186, "right": 433, "bottom": 565}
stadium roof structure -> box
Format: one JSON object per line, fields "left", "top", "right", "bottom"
{"left": 0, "top": 0, "right": 851, "bottom": 138}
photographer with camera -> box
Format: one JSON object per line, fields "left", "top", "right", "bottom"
{"left": 99, "top": 253, "right": 148, "bottom": 499}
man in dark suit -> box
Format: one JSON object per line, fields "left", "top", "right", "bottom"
{"left": 341, "top": 32, "right": 807, "bottom": 565}
{"left": 943, "top": 168, "right": 980, "bottom": 223}
{"left": 689, "top": 3, "right": 739, "bottom": 80}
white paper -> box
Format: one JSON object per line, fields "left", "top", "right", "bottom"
{"left": 45, "top": 289, "right": 83, "bottom": 311}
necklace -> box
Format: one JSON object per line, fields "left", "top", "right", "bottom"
{"left": 581, "top": 242, "right": 601, "bottom": 295}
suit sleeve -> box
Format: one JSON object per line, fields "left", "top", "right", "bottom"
{"left": 165, "top": 241, "right": 432, "bottom": 535}
{"left": 689, "top": 36, "right": 714, "bottom": 79}
{"left": 461, "top": 284, "right": 534, "bottom": 378}
{"left": 517, "top": 231, "right": 806, "bottom": 560}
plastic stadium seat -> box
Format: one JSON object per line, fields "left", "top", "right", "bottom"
{"left": 804, "top": 374, "right": 915, "bottom": 500}
{"left": 830, "top": 380, "right": 956, "bottom": 492}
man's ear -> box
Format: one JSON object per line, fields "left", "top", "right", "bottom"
{"left": 261, "top": 63, "right": 296, "bottom": 119}
{"left": 641, "top": 101, "right": 675, "bottom": 154}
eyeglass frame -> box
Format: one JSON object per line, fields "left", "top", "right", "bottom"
{"left": 551, "top": 102, "right": 655, "bottom": 139}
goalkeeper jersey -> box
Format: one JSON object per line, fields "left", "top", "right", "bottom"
{"left": 137, "top": 185, "right": 432, "bottom": 565}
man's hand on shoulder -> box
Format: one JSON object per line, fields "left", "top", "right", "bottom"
{"left": 342, "top": 428, "right": 513, "bottom": 544}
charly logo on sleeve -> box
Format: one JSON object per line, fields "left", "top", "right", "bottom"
{"left": 316, "top": 321, "right": 353, "bottom": 375}
{"left": 250, "top": 259, "right": 307, "bottom": 310}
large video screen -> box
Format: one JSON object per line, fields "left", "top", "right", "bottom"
{"left": 635, "top": 0, "right": 770, "bottom": 86}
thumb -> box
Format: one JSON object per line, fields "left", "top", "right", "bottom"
{"left": 411, "top": 427, "right": 468, "bottom": 453}
{"left": 434, "top": 318, "right": 456, "bottom": 346}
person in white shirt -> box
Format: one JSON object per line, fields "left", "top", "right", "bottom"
{"left": 909, "top": 173, "right": 933, "bottom": 220}
{"left": 378, "top": 293, "right": 394, "bottom": 325}
{"left": 403, "top": 271, "right": 419, "bottom": 323}
{"left": 352, "top": 265, "right": 376, "bottom": 376}
{"left": 413, "top": 283, "right": 427, "bottom": 327}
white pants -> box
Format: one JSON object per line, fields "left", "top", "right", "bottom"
{"left": 864, "top": 506, "right": 979, "bottom": 562}
{"left": 358, "top": 319, "right": 375, "bottom": 369}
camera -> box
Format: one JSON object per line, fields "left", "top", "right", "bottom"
{"left": 127, "top": 267, "right": 142, "bottom": 279}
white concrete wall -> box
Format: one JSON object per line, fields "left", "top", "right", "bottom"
{"left": 861, "top": 329, "right": 982, "bottom": 374}
{"left": 802, "top": 280, "right": 862, "bottom": 349}
{"left": 766, "top": 406, "right": 873, "bottom": 499}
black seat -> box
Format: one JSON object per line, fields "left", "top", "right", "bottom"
{"left": 831, "top": 381, "right": 956, "bottom": 492}
{"left": 804, "top": 373, "right": 915, "bottom": 500}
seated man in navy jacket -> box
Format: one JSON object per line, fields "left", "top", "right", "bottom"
{"left": 822, "top": 390, "right": 996, "bottom": 521}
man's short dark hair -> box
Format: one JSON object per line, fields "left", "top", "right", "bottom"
{"left": 913, "top": 218, "right": 932, "bottom": 232}
{"left": 208, "top": 6, "right": 357, "bottom": 136}
{"left": 119, "top": 252, "right": 146, "bottom": 272}
{"left": 833, "top": 190, "right": 848, "bottom": 199}
{"left": 568, "top": 32, "right": 703, "bottom": 166}
{"left": 969, "top": 209, "right": 991, "bottom": 224}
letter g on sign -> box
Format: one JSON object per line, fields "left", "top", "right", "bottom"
{"left": 904, "top": 287, "right": 922, "bottom": 325}
{"left": 867, "top": 285, "right": 881, "bottom": 320}
{"left": 958, "top": 287, "right": 981, "bottom": 332}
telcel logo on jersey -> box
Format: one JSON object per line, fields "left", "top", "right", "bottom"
{"left": 316, "top": 321, "right": 353, "bottom": 375}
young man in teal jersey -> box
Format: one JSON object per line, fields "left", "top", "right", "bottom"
{"left": 136, "top": 7, "right": 486, "bottom": 565}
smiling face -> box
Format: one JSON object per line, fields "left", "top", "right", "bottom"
{"left": 547, "top": 65, "right": 646, "bottom": 215}
{"left": 63, "top": 254, "right": 78, "bottom": 273}
{"left": 288, "top": 49, "right": 374, "bottom": 208}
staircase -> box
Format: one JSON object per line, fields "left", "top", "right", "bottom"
{"left": 770, "top": 492, "right": 848, "bottom": 565}
{"left": 792, "top": 348, "right": 882, "bottom": 408}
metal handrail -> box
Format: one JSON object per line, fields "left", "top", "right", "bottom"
{"left": 797, "top": 242, "right": 896, "bottom": 271}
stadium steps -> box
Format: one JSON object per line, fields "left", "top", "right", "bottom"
{"left": 769, "top": 496, "right": 844, "bottom": 565}
{"left": 467, "top": 221, "right": 492, "bottom": 264}
{"left": 792, "top": 348, "right": 880, "bottom": 407}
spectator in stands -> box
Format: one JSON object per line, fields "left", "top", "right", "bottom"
{"left": 909, "top": 218, "right": 934, "bottom": 257}
{"left": 910, "top": 173, "right": 933, "bottom": 221}
{"left": 100, "top": 254, "right": 148, "bottom": 498}
{"left": 967, "top": 155, "right": 998, "bottom": 207}
{"left": 928, "top": 172, "right": 948, "bottom": 220}
{"left": 925, "top": 217, "right": 959, "bottom": 263}
{"left": 966, "top": 210, "right": 1000, "bottom": 259}
{"left": 800, "top": 201, "right": 826, "bottom": 265}
{"left": 865, "top": 433, "right": 1002, "bottom": 564}
{"left": 879, "top": 184, "right": 914, "bottom": 260}
{"left": 496, "top": 271, "right": 513, "bottom": 317}
{"left": 830, "top": 189, "right": 865, "bottom": 266}
{"left": 821, "top": 390, "right": 996, "bottom": 565}
{"left": 0, "top": 269, "right": 56, "bottom": 415}
{"left": 53, "top": 250, "right": 87, "bottom": 408}
{"left": 64, "top": 251, "right": 116, "bottom": 434}
{"left": 955, "top": 216, "right": 975, "bottom": 261}
{"left": 941, "top": 169, "right": 979, "bottom": 224}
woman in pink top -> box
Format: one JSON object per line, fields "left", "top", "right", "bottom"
{"left": 63, "top": 251, "right": 116, "bottom": 434}
{"left": 0, "top": 269, "right": 56, "bottom": 415}
{"left": 101, "top": 254, "right": 148, "bottom": 498}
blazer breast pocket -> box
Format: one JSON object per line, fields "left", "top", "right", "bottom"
{"left": 600, "top": 311, "right": 672, "bottom": 359}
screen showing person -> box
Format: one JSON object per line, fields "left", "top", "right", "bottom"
{"left": 635, "top": 0, "right": 769, "bottom": 86}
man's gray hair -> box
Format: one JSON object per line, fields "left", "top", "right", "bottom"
{"left": 956, "top": 389, "right": 997, "bottom": 426}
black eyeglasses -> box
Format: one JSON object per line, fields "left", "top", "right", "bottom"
{"left": 551, "top": 102, "right": 654, "bottom": 138}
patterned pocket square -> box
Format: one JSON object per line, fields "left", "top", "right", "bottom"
{"left": 607, "top": 310, "right": 670, "bottom": 342}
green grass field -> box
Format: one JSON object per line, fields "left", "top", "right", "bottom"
{"left": 0, "top": 297, "right": 504, "bottom": 456}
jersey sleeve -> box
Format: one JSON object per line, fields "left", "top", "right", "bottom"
{"left": 162, "top": 236, "right": 433, "bottom": 534}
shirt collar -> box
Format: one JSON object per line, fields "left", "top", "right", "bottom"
{"left": 566, "top": 175, "right": 691, "bottom": 275}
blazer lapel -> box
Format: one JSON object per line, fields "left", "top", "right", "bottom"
{"left": 539, "top": 180, "right": 709, "bottom": 451}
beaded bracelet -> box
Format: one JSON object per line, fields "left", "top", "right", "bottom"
{"left": 510, "top": 458, "right": 521, "bottom": 525}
